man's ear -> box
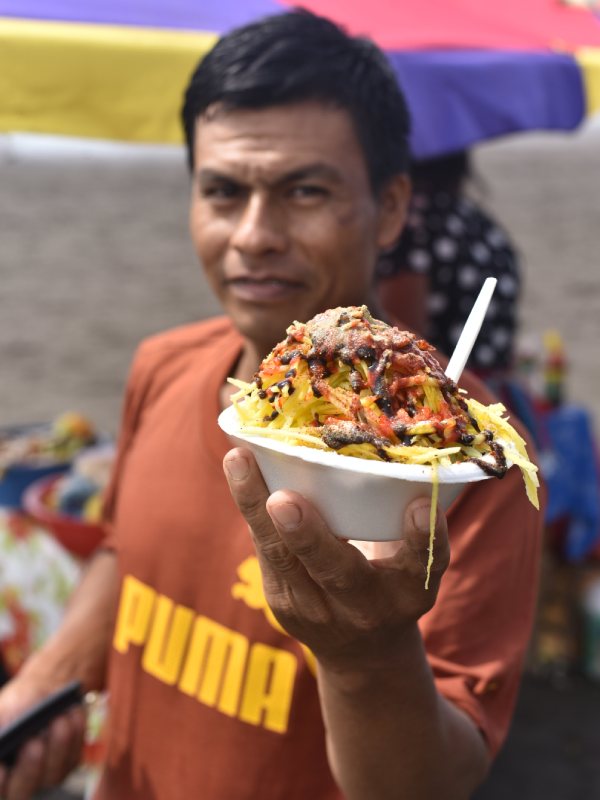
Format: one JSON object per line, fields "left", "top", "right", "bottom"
{"left": 376, "top": 174, "right": 411, "bottom": 252}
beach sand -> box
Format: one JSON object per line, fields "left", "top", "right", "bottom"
{"left": 2, "top": 123, "right": 599, "bottom": 437}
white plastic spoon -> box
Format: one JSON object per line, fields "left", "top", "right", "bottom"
{"left": 444, "top": 277, "right": 497, "bottom": 383}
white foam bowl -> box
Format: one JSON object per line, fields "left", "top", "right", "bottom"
{"left": 218, "top": 404, "right": 496, "bottom": 541}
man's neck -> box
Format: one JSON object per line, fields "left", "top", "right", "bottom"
{"left": 233, "top": 343, "right": 264, "bottom": 383}
{"left": 219, "top": 340, "right": 265, "bottom": 410}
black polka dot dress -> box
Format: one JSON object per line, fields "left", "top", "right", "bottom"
{"left": 377, "top": 190, "right": 521, "bottom": 374}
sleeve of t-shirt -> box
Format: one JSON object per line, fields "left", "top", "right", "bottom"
{"left": 98, "top": 318, "right": 236, "bottom": 555}
{"left": 99, "top": 342, "right": 156, "bottom": 552}
{"left": 419, "top": 461, "right": 545, "bottom": 757}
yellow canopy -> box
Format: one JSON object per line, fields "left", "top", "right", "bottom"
{"left": 0, "top": 18, "right": 215, "bottom": 143}
{"left": 577, "top": 48, "right": 600, "bottom": 116}
{"left": 0, "top": 15, "right": 598, "bottom": 145}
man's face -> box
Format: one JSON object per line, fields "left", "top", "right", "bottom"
{"left": 190, "top": 101, "right": 407, "bottom": 356}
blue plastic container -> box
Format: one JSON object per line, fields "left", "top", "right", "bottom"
{"left": 0, "top": 424, "right": 72, "bottom": 510}
{"left": 0, "top": 461, "right": 71, "bottom": 510}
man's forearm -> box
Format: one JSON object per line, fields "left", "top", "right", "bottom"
{"left": 317, "top": 623, "right": 490, "bottom": 800}
{"left": 20, "top": 549, "right": 119, "bottom": 693}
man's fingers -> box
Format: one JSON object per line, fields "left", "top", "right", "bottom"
{"left": 1, "top": 708, "right": 85, "bottom": 799}
{"left": 223, "top": 448, "right": 301, "bottom": 578}
{"left": 5, "top": 737, "right": 45, "bottom": 800}
{"left": 223, "top": 448, "right": 268, "bottom": 524}
{"left": 266, "top": 490, "right": 367, "bottom": 595}
{"left": 41, "top": 708, "right": 85, "bottom": 788}
{"left": 396, "top": 497, "right": 450, "bottom": 589}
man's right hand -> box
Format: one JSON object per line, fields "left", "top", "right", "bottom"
{"left": 0, "top": 674, "right": 86, "bottom": 800}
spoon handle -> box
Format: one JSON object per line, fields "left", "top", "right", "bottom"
{"left": 445, "top": 277, "right": 498, "bottom": 383}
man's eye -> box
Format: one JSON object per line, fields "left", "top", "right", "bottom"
{"left": 201, "top": 183, "right": 241, "bottom": 201}
{"left": 289, "top": 185, "right": 329, "bottom": 200}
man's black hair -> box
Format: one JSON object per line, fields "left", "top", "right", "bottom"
{"left": 411, "top": 150, "right": 471, "bottom": 194}
{"left": 181, "top": 9, "right": 411, "bottom": 194}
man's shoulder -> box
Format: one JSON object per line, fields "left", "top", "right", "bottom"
{"left": 135, "top": 316, "right": 238, "bottom": 365}
{"left": 128, "top": 316, "right": 242, "bottom": 391}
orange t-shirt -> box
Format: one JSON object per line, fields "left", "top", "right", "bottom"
{"left": 95, "top": 316, "right": 543, "bottom": 799}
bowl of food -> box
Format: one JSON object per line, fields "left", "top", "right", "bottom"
{"left": 23, "top": 473, "right": 106, "bottom": 559}
{"left": 0, "top": 413, "right": 99, "bottom": 510}
{"left": 219, "top": 405, "right": 498, "bottom": 542}
{"left": 219, "top": 306, "right": 539, "bottom": 551}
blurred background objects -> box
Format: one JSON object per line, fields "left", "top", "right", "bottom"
{"left": 1, "top": 1, "right": 600, "bottom": 797}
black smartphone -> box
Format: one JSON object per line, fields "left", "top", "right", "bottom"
{"left": 0, "top": 681, "right": 83, "bottom": 767}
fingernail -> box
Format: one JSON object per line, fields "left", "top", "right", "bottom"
{"left": 412, "top": 503, "right": 431, "bottom": 532}
{"left": 225, "top": 453, "right": 249, "bottom": 481}
{"left": 269, "top": 502, "right": 302, "bottom": 530}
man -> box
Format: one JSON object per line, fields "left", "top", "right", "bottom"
{"left": 0, "top": 10, "right": 543, "bottom": 799}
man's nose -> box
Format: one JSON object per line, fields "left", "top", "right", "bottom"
{"left": 231, "top": 193, "right": 287, "bottom": 256}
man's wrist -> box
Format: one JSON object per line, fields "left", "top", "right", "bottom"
{"left": 19, "top": 644, "right": 82, "bottom": 693}
{"left": 315, "top": 621, "right": 429, "bottom": 695}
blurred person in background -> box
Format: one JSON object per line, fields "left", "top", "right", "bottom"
{"left": 376, "top": 150, "right": 522, "bottom": 384}
{"left": 0, "top": 11, "right": 542, "bottom": 800}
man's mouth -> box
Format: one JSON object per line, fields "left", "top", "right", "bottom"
{"left": 226, "top": 276, "right": 304, "bottom": 303}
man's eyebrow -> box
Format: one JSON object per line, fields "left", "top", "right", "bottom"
{"left": 197, "top": 168, "right": 238, "bottom": 185}
{"left": 279, "top": 164, "right": 343, "bottom": 184}
{"left": 196, "top": 163, "right": 343, "bottom": 187}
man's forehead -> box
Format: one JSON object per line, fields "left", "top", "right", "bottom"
{"left": 194, "top": 101, "right": 364, "bottom": 169}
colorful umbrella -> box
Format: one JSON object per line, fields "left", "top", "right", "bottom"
{"left": 1, "top": 0, "right": 599, "bottom": 157}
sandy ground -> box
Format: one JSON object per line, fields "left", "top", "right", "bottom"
{"left": 2, "top": 123, "right": 600, "bottom": 439}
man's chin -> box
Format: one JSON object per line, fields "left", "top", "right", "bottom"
{"left": 226, "top": 293, "right": 371, "bottom": 352}
{"left": 228, "top": 301, "right": 301, "bottom": 353}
